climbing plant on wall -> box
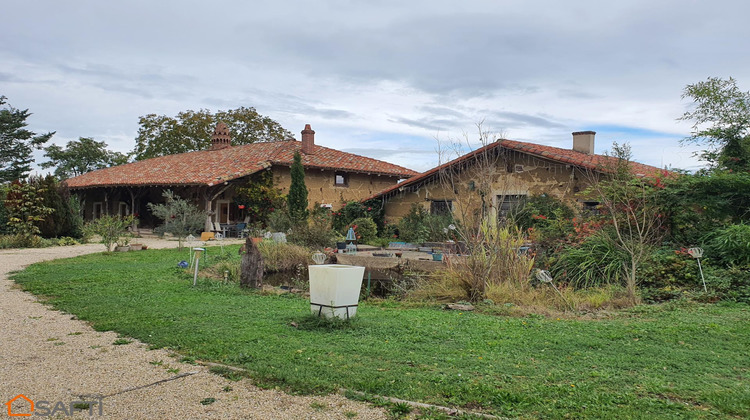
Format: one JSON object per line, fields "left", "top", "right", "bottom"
{"left": 234, "top": 170, "right": 285, "bottom": 226}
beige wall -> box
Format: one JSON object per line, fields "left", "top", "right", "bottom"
{"left": 271, "top": 165, "right": 403, "bottom": 210}
{"left": 381, "top": 150, "right": 597, "bottom": 223}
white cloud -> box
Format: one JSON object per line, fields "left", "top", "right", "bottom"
{"left": 3, "top": 0, "right": 749, "bottom": 175}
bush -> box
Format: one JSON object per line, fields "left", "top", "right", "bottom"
{"left": 704, "top": 223, "right": 750, "bottom": 267}
{"left": 396, "top": 206, "right": 429, "bottom": 243}
{"left": 83, "top": 214, "right": 135, "bottom": 252}
{"left": 349, "top": 217, "right": 377, "bottom": 243}
{"left": 257, "top": 241, "right": 314, "bottom": 272}
{"left": 0, "top": 234, "right": 42, "bottom": 249}
{"left": 332, "top": 200, "right": 385, "bottom": 234}
{"left": 706, "top": 266, "right": 750, "bottom": 303}
{"left": 639, "top": 247, "right": 700, "bottom": 289}
{"left": 288, "top": 207, "right": 337, "bottom": 249}
{"left": 30, "top": 175, "right": 81, "bottom": 238}
{"left": 418, "top": 221, "right": 534, "bottom": 302}
{"left": 0, "top": 184, "right": 8, "bottom": 235}
{"left": 548, "top": 231, "right": 628, "bottom": 289}
{"left": 267, "top": 208, "right": 293, "bottom": 233}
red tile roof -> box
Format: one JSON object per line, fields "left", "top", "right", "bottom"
{"left": 65, "top": 140, "right": 418, "bottom": 189}
{"left": 366, "top": 139, "right": 666, "bottom": 201}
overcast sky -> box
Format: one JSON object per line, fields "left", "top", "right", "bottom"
{"left": 3, "top": 0, "right": 749, "bottom": 173}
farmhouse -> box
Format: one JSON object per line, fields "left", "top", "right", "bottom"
{"left": 367, "top": 131, "right": 665, "bottom": 223}
{"left": 65, "top": 123, "right": 417, "bottom": 229}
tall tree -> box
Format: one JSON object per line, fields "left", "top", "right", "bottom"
{"left": 42, "top": 137, "right": 129, "bottom": 179}
{"left": 133, "top": 107, "right": 293, "bottom": 160}
{"left": 287, "top": 151, "right": 308, "bottom": 222}
{"left": 680, "top": 77, "right": 750, "bottom": 172}
{"left": 0, "top": 96, "right": 55, "bottom": 182}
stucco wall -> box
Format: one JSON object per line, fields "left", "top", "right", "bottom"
{"left": 271, "top": 165, "right": 402, "bottom": 210}
{"left": 381, "top": 150, "right": 598, "bottom": 223}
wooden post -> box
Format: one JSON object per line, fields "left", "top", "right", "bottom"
{"left": 240, "top": 237, "right": 263, "bottom": 289}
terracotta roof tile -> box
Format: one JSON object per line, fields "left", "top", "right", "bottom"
{"left": 65, "top": 140, "right": 418, "bottom": 189}
{"left": 366, "top": 139, "right": 666, "bottom": 201}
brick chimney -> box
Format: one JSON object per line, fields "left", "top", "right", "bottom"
{"left": 301, "top": 124, "right": 315, "bottom": 154}
{"left": 572, "top": 131, "right": 596, "bottom": 155}
{"left": 210, "top": 121, "right": 231, "bottom": 150}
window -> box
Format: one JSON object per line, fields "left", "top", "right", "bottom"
{"left": 118, "top": 202, "right": 129, "bottom": 217}
{"left": 497, "top": 195, "right": 526, "bottom": 219}
{"left": 93, "top": 202, "right": 103, "bottom": 219}
{"left": 430, "top": 200, "right": 453, "bottom": 216}
{"left": 582, "top": 201, "right": 600, "bottom": 215}
{"left": 334, "top": 172, "right": 348, "bottom": 187}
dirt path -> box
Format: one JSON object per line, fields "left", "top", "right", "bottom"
{"left": 0, "top": 239, "right": 386, "bottom": 419}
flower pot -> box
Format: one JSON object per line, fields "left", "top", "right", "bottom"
{"left": 115, "top": 246, "right": 130, "bottom": 252}
{"left": 251, "top": 237, "right": 263, "bottom": 245}
{"left": 432, "top": 253, "right": 443, "bottom": 261}
{"left": 129, "top": 244, "right": 143, "bottom": 251}
{"left": 309, "top": 265, "right": 365, "bottom": 320}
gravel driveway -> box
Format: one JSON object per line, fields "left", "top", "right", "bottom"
{"left": 0, "top": 239, "right": 386, "bottom": 419}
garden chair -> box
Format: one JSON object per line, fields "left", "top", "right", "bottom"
{"left": 212, "top": 222, "right": 227, "bottom": 237}
{"left": 235, "top": 223, "right": 247, "bottom": 238}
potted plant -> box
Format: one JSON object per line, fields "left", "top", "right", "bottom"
{"left": 115, "top": 235, "right": 131, "bottom": 252}
{"left": 129, "top": 242, "right": 143, "bottom": 251}
{"left": 248, "top": 223, "right": 265, "bottom": 244}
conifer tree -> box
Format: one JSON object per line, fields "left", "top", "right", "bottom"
{"left": 287, "top": 151, "right": 308, "bottom": 222}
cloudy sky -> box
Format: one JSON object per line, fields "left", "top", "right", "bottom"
{"left": 3, "top": 0, "right": 749, "bottom": 173}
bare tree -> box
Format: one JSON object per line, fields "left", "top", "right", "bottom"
{"left": 434, "top": 122, "right": 534, "bottom": 301}
{"left": 584, "top": 143, "right": 665, "bottom": 304}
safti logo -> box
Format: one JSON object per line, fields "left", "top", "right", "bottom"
{"left": 5, "top": 394, "right": 103, "bottom": 417}
{"left": 5, "top": 394, "right": 33, "bottom": 417}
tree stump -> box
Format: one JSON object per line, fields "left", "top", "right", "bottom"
{"left": 240, "top": 237, "right": 263, "bottom": 289}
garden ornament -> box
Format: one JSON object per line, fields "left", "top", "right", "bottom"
{"left": 177, "top": 260, "right": 189, "bottom": 269}
{"left": 192, "top": 248, "right": 205, "bottom": 287}
{"left": 312, "top": 251, "right": 327, "bottom": 265}
{"left": 535, "top": 269, "right": 573, "bottom": 311}
{"left": 687, "top": 247, "right": 707, "bottom": 293}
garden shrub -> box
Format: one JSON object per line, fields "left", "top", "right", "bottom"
{"left": 349, "top": 217, "right": 377, "bottom": 243}
{"left": 638, "top": 247, "right": 700, "bottom": 289}
{"left": 4, "top": 180, "right": 54, "bottom": 245}
{"left": 83, "top": 214, "right": 135, "bottom": 252}
{"left": 30, "top": 175, "right": 81, "bottom": 238}
{"left": 257, "top": 241, "right": 314, "bottom": 272}
{"left": 0, "top": 184, "right": 8, "bottom": 235}
{"left": 395, "top": 204, "right": 432, "bottom": 243}
{"left": 332, "top": 200, "right": 384, "bottom": 235}
{"left": 548, "top": 231, "right": 628, "bottom": 289}
{"left": 704, "top": 223, "right": 750, "bottom": 267}
{"left": 706, "top": 266, "right": 750, "bottom": 303}
{"left": 288, "top": 205, "right": 337, "bottom": 249}
{"left": 267, "top": 208, "right": 293, "bottom": 233}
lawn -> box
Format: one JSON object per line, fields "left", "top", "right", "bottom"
{"left": 12, "top": 246, "right": 750, "bottom": 419}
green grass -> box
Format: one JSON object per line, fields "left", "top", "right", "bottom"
{"left": 12, "top": 247, "right": 750, "bottom": 419}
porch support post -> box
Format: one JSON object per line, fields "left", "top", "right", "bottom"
{"left": 203, "top": 183, "right": 232, "bottom": 232}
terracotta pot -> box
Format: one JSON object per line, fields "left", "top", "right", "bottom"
{"left": 251, "top": 237, "right": 263, "bottom": 244}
